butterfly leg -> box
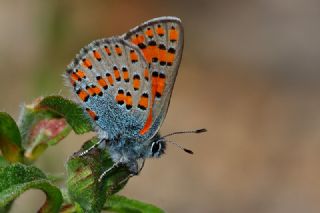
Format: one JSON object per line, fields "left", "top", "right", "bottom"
{"left": 77, "top": 138, "right": 106, "bottom": 157}
{"left": 117, "top": 159, "right": 146, "bottom": 185}
{"left": 136, "top": 158, "right": 145, "bottom": 175}
{"left": 98, "top": 160, "right": 122, "bottom": 182}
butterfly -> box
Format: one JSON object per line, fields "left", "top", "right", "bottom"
{"left": 65, "top": 16, "right": 206, "bottom": 181}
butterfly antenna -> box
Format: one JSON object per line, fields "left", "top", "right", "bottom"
{"left": 162, "top": 128, "right": 207, "bottom": 138}
{"left": 166, "top": 140, "right": 194, "bottom": 155}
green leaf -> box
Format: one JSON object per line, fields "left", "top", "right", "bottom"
{"left": 59, "top": 203, "right": 84, "bottom": 213}
{"left": 0, "top": 163, "right": 63, "bottom": 213}
{"left": 18, "top": 98, "right": 72, "bottom": 162}
{"left": 0, "top": 202, "right": 12, "bottom": 213}
{"left": 66, "top": 138, "right": 130, "bottom": 213}
{"left": 37, "top": 96, "right": 93, "bottom": 134}
{"left": 0, "top": 156, "right": 9, "bottom": 169}
{"left": 104, "top": 195, "right": 165, "bottom": 213}
{"left": 0, "top": 112, "right": 23, "bottom": 163}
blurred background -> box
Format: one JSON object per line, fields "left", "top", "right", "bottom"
{"left": 1, "top": 0, "right": 320, "bottom": 212}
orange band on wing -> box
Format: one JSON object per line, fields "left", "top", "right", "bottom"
{"left": 167, "top": 48, "right": 176, "bottom": 66}
{"left": 133, "top": 75, "right": 140, "bottom": 90}
{"left": 92, "top": 86, "right": 102, "bottom": 96}
{"left": 77, "top": 89, "right": 89, "bottom": 102}
{"left": 146, "top": 28, "right": 154, "bottom": 38}
{"left": 130, "top": 50, "right": 138, "bottom": 63}
{"left": 97, "top": 77, "right": 108, "bottom": 89}
{"left": 113, "top": 67, "right": 121, "bottom": 81}
{"left": 116, "top": 91, "right": 125, "bottom": 104}
{"left": 106, "top": 73, "right": 114, "bottom": 85}
{"left": 159, "top": 45, "right": 167, "bottom": 64}
{"left": 93, "top": 50, "right": 101, "bottom": 61}
{"left": 156, "top": 25, "right": 165, "bottom": 36}
{"left": 142, "top": 48, "right": 152, "bottom": 63}
{"left": 86, "top": 108, "right": 98, "bottom": 120}
{"left": 132, "top": 34, "right": 145, "bottom": 45}
{"left": 144, "top": 69, "right": 149, "bottom": 80}
{"left": 156, "top": 73, "right": 166, "bottom": 97}
{"left": 149, "top": 44, "right": 158, "bottom": 61}
{"left": 167, "top": 53, "right": 175, "bottom": 63}
{"left": 137, "top": 35, "right": 145, "bottom": 44}
{"left": 82, "top": 58, "right": 92, "bottom": 69}
{"left": 138, "top": 94, "right": 149, "bottom": 110}
{"left": 151, "top": 47, "right": 158, "bottom": 60}
{"left": 71, "top": 73, "right": 80, "bottom": 81}
{"left": 151, "top": 72, "right": 159, "bottom": 96}
{"left": 76, "top": 69, "right": 86, "bottom": 79}
{"left": 122, "top": 68, "right": 129, "bottom": 82}
{"left": 105, "top": 46, "right": 111, "bottom": 55}
{"left": 140, "top": 109, "right": 153, "bottom": 135}
{"left": 116, "top": 94, "right": 125, "bottom": 102}
{"left": 115, "top": 45, "right": 122, "bottom": 56}
{"left": 169, "top": 27, "right": 178, "bottom": 42}
{"left": 139, "top": 71, "right": 169, "bottom": 135}
{"left": 140, "top": 72, "right": 159, "bottom": 135}
{"left": 125, "top": 92, "right": 133, "bottom": 109}
{"left": 86, "top": 86, "right": 96, "bottom": 96}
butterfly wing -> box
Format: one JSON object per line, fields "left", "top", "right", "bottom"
{"left": 65, "top": 17, "right": 184, "bottom": 142}
{"left": 122, "top": 16, "right": 184, "bottom": 139}
{"left": 65, "top": 37, "right": 153, "bottom": 140}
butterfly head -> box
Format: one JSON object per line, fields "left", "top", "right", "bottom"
{"left": 142, "top": 128, "right": 207, "bottom": 158}
{"left": 145, "top": 135, "right": 166, "bottom": 158}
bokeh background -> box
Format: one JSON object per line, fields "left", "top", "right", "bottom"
{"left": 1, "top": 0, "right": 320, "bottom": 212}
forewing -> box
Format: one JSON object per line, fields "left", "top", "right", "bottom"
{"left": 122, "top": 16, "right": 184, "bottom": 139}
{"left": 64, "top": 37, "right": 152, "bottom": 139}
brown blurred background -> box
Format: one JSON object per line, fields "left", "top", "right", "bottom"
{"left": 1, "top": 0, "right": 320, "bottom": 212}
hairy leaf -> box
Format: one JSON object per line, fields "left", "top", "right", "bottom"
{"left": 19, "top": 98, "right": 72, "bottom": 162}
{"left": 0, "top": 156, "right": 9, "bottom": 169}
{"left": 37, "top": 96, "right": 93, "bottom": 134}
{"left": 0, "top": 112, "right": 23, "bottom": 163}
{"left": 66, "top": 138, "right": 130, "bottom": 213}
{"left": 0, "top": 163, "right": 62, "bottom": 213}
{"left": 104, "top": 195, "right": 165, "bottom": 213}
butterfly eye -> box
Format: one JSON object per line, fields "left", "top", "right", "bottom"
{"left": 149, "top": 140, "right": 166, "bottom": 157}
{"left": 151, "top": 142, "right": 161, "bottom": 156}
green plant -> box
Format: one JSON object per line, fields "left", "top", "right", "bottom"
{"left": 0, "top": 96, "right": 164, "bottom": 213}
